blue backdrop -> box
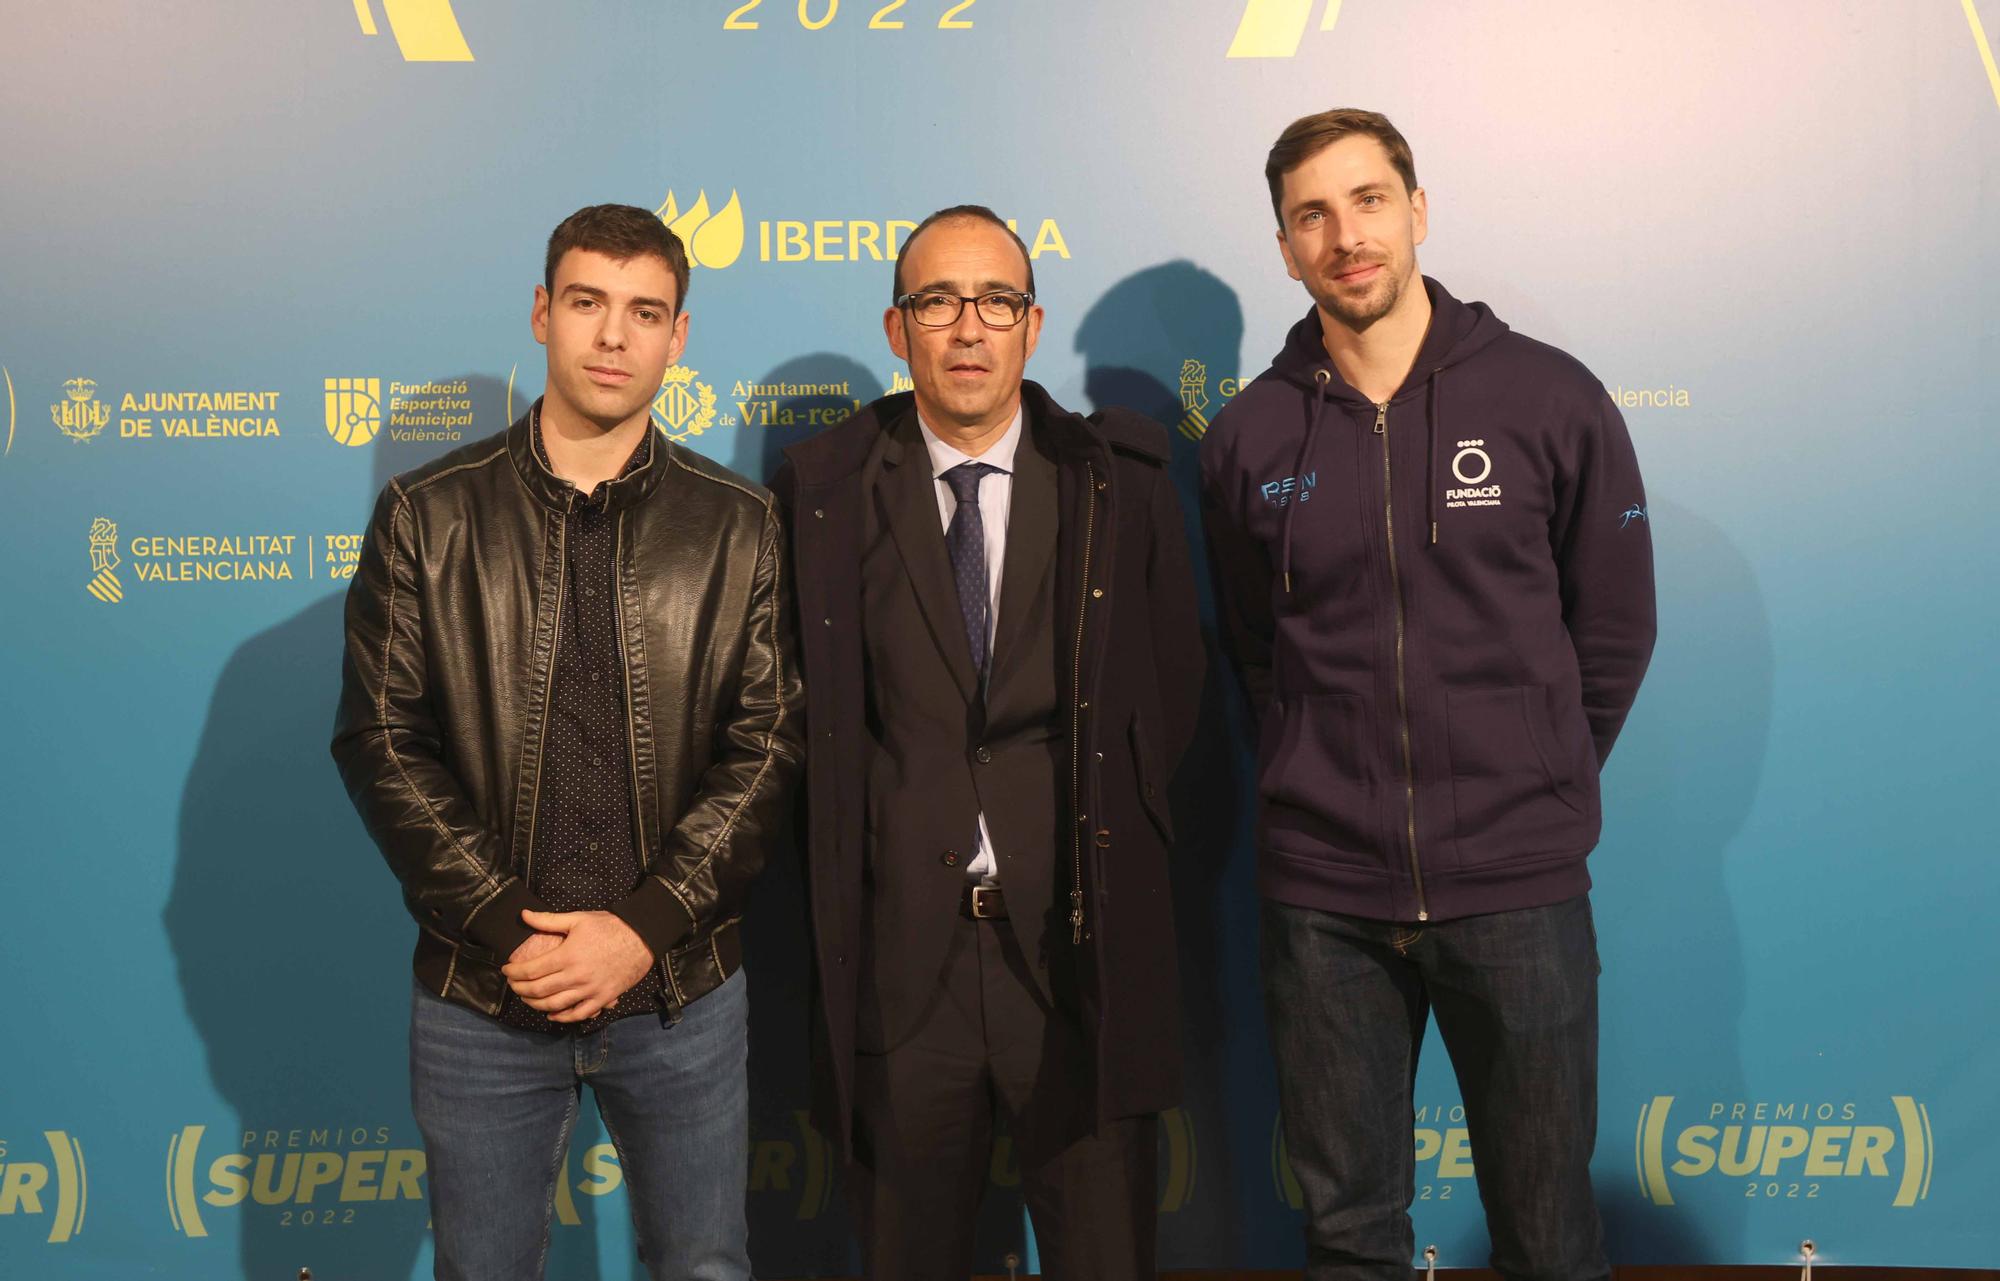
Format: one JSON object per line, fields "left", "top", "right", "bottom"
{"left": 3, "top": 1, "right": 1997, "bottom": 1276}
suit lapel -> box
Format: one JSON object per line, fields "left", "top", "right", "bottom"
{"left": 877, "top": 413, "right": 980, "bottom": 704}
{"left": 990, "top": 423, "right": 1056, "bottom": 686}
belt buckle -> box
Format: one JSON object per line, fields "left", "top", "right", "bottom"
{"left": 969, "top": 885, "right": 1002, "bottom": 919}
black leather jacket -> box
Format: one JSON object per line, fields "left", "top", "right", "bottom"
{"left": 332, "top": 406, "right": 803, "bottom": 1018}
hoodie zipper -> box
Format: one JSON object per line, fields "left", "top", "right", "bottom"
{"left": 1068, "top": 462, "right": 1098, "bottom": 945}
{"left": 1375, "top": 400, "right": 1429, "bottom": 921}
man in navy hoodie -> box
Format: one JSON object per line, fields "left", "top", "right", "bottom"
{"left": 1200, "top": 109, "right": 1656, "bottom": 1280}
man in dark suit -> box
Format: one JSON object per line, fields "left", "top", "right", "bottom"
{"left": 774, "top": 205, "right": 1204, "bottom": 1278}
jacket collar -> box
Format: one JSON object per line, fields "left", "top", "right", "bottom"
{"left": 784, "top": 379, "right": 1106, "bottom": 488}
{"left": 507, "top": 398, "right": 670, "bottom": 513}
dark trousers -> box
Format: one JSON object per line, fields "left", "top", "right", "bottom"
{"left": 1262, "top": 895, "right": 1608, "bottom": 1281}
{"left": 850, "top": 913, "right": 1157, "bottom": 1280}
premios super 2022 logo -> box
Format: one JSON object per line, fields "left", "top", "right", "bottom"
{"left": 1636, "top": 1095, "right": 1934, "bottom": 1207}
{"left": 166, "top": 1124, "right": 427, "bottom": 1236}
{"left": 0, "top": 1131, "right": 88, "bottom": 1245}
{"left": 1273, "top": 1106, "right": 1476, "bottom": 1208}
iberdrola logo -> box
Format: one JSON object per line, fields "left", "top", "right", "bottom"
{"left": 655, "top": 190, "right": 747, "bottom": 270}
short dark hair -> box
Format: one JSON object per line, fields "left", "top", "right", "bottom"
{"left": 891, "top": 204, "right": 1035, "bottom": 303}
{"left": 1264, "top": 109, "right": 1418, "bottom": 226}
{"left": 544, "top": 203, "right": 691, "bottom": 313}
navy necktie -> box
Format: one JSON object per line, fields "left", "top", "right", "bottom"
{"left": 941, "top": 461, "right": 1001, "bottom": 680}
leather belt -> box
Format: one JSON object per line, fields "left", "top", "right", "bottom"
{"left": 960, "top": 883, "right": 1007, "bottom": 920}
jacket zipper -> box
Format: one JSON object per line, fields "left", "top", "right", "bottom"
{"left": 523, "top": 501, "right": 569, "bottom": 889}
{"left": 608, "top": 510, "right": 688, "bottom": 1008}
{"left": 1376, "top": 401, "right": 1429, "bottom": 922}
{"left": 1069, "top": 462, "right": 1098, "bottom": 945}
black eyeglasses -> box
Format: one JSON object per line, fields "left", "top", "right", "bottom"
{"left": 895, "top": 290, "right": 1035, "bottom": 329}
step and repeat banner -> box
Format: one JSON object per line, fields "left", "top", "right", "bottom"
{"left": 3, "top": 2, "right": 1996, "bottom": 1277}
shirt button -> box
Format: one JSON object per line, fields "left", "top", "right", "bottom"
{"left": 590, "top": 670, "right": 601, "bottom": 682}
{"left": 974, "top": 746, "right": 992, "bottom": 764}
{"left": 591, "top": 755, "right": 603, "bottom": 768}
{"left": 588, "top": 841, "right": 600, "bottom": 852}
{"left": 814, "top": 509, "right": 825, "bottom": 519}
{"left": 1092, "top": 588, "right": 1104, "bottom": 598}
{"left": 941, "top": 850, "right": 959, "bottom": 867}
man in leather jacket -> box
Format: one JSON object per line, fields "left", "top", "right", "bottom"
{"left": 332, "top": 204, "right": 802, "bottom": 1281}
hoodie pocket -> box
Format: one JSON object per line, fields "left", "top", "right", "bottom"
{"left": 1445, "top": 684, "right": 1587, "bottom": 862}
{"left": 1257, "top": 693, "right": 1373, "bottom": 858}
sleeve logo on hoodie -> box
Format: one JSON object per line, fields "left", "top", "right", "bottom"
{"left": 1444, "top": 440, "right": 1503, "bottom": 508}
{"left": 1259, "top": 471, "right": 1316, "bottom": 506}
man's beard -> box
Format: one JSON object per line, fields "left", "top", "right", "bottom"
{"left": 1320, "top": 259, "right": 1408, "bottom": 332}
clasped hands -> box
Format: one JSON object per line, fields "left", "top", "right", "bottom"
{"left": 502, "top": 909, "right": 654, "bottom": 1024}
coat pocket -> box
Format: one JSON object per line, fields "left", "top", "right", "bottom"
{"left": 1129, "top": 711, "right": 1174, "bottom": 844}
{"left": 1256, "top": 693, "right": 1373, "bottom": 858}
{"left": 1445, "top": 684, "right": 1587, "bottom": 861}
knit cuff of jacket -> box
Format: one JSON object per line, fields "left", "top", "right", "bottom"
{"left": 610, "top": 877, "right": 695, "bottom": 963}
{"left": 461, "top": 880, "right": 553, "bottom": 961}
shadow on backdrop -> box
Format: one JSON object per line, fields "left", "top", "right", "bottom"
{"left": 1587, "top": 496, "right": 1767, "bottom": 1267}
{"left": 165, "top": 375, "right": 611, "bottom": 1281}
{"left": 1075, "top": 261, "right": 1270, "bottom": 1266}
{"left": 725, "top": 352, "right": 887, "bottom": 1277}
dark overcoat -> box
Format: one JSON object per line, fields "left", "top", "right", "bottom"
{"left": 774, "top": 382, "right": 1205, "bottom": 1154}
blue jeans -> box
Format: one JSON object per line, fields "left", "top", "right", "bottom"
{"left": 409, "top": 969, "right": 751, "bottom": 1281}
{"left": 1262, "top": 896, "right": 1608, "bottom": 1281}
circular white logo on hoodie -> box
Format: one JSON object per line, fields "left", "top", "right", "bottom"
{"left": 1451, "top": 441, "right": 1492, "bottom": 485}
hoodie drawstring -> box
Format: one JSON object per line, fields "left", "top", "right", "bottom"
{"left": 1425, "top": 373, "right": 1441, "bottom": 546}
{"left": 1281, "top": 368, "right": 1333, "bottom": 593}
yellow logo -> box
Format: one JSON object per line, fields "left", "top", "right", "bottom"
{"left": 52, "top": 378, "right": 111, "bottom": 443}
{"left": 1178, "top": 360, "right": 1212, "bottom": 442}
{"left": 1966, "top": 0, "right": 2000, "bottom": 113}
{"left": 351, "top": 0, "right": 473, "bottom": 61}
{"left": 166, "top": 1124, "right": 427, "bottom": 1238}
{"left": 651, "top": 365, "right": 719, "bottom": 442}
{"left": 744, "top": 1111, "right": 837, "bottom": 1220}
{"left": 1637, "top": 1095, "right": 1934, "bottom": 1207}
{"left": 0, "top": 1131, "right": 88, "bottom": 1243}
{"left": 325, "top": 378, "right": 384, "bottom": 447}
{"left": 1227, "top": 0, "right": 1342, "bottom": 58}
{"left": 1157, "top": 1107, "right": 1198, "bottom": 1213}
{"left": 657, "top": 190, "right": 748, "bottom": 270}
{"left": 85, "top": 518, "right": 122, "bottom": 604}
{"left": 1273, "top": 1106, "right": 1475, "bottom": 1208}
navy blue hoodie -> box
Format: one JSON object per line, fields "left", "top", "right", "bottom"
{"left": 1199, "top": 277, "right": 1655, "bottom": 923}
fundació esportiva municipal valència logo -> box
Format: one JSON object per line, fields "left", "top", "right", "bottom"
{"left": 0, "top": 1130, "right": 88, "bottom": 1245}
{"left": 1636, "top": 1094, "right": 1934, "bottom": 1208}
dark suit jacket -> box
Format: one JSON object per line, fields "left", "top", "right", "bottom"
{"left": 776, "top": 383, "right": 1205, "bottom": 1155}
{"left": 851, "top": 410, "right": 1066, "bottom": 1053}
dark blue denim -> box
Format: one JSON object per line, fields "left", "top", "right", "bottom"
{"left": 1262, "top": 895, "right": 1608, "bottom": 1281}
{"left": 409, "top": 969, "right": 751, "bottom": 1281}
